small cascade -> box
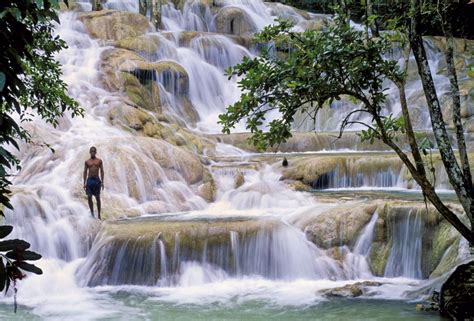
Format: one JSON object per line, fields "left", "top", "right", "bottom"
{"left": 311, "top": 156, "right": 452, "bottom": 190}
{"left": 229, "top": 230, "right": 241, "bottom": 275}
{"left": 104, "top": 0, "right": 139, "bottom": 12}
{"left": 158, "top": 239, "right": 169, "bottom": 286}
{"left": 190, "top": 34, "right": 251, "bottom": 70}
{"left": 77, "top": 219, "right": 345, "bottom": 286}
{"left": 209, "top": 165, "right": 315, "bottom": 213}
{"left": 344, "top": 212, "right": 379, "bottom": 279}
{"left": 162, "top": 1, "right": 214, "bottom": 32}
{"left": 4, "top": 189, "right": 91, "bottom": 261}
{"left": 384, "top": 209, "right": 423, "bottom": 279}
{"left": 75, "top": 0, "right": 93, "bottom": 11}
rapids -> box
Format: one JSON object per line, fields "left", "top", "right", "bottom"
{"left": 0, "top": 0, "right": 471, "bottom": 320}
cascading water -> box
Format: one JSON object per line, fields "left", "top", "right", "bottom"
{"left": 1, "top": 0, "right": 470, "bottom": 319}
{"left": 384, "top": 209, "right": 424, "bottom": 279}
{"left": 344, "top": 212, "right": 379, "bottom": 279}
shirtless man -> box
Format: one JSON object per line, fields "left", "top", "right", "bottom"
{"left": 83, "top": 146, "right": 104, "bottom": 219}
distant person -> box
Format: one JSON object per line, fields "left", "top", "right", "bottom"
{"left": 83, "top": 146, "right": 104, "bottom": 219}
{"left": 282, "top": 157, "right": 288, "bottom": 167}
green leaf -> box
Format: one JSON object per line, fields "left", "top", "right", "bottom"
{"left": 18, "top": 262, "right": 43, "bottom": 275}
{"left": 0, "top": 239, "right": 31, "bottom": 252}
{"left": 6, "top": 250, "right": 42, "bottom": 261}
{"left": 0, "top": 226, "right": 13, "bottom": 239}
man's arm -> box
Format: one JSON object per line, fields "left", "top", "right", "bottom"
{"left": 83, "top": 161, "right": 88, "bottom": 190}
{"left": 100, "top": 160, "right": 104, "bottom": 190}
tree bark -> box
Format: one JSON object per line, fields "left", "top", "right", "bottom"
{"left": 397, "top": 46, "right": 425, "bottom": 177}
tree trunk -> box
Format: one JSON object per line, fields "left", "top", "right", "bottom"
{"left": 443, "top": 5, "right": 473, "bottom": 233}
{"left": 409, "top": 0, "right": 470, "bottom": 215}
{"left": 402, "top": 0, "right": 474, "bottom": 245}
{"left": 397, "top": 46, "right": 425, "bottom": 176}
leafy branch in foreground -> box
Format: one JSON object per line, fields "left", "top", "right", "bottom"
{"left": 219, "top": 15, "right": 403, "bottom": 150}
{"left": 0, "top": 225, "right": 42, "bottom": 312}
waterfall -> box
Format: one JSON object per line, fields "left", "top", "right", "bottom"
{"left": 384, "top": 209, "right": 423, "bottom": 279}
{"left": 0, "top": 1, "right": 466, "bottom": 318}
{"left": 344, "top": 212, "right": 379, "bottom": 279}
{"left": 104, "top": 0, "right": 139, "bottom": 12}
{"left": 77, "top": 220, "right": 345, "bottom": 286}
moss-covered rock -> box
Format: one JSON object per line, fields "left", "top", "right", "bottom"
{"left": 281, "top": 156, "right": 342, "bottom": 186}
{"left": 234, "top": 171, "right": 245, "bottom": 188}
{"left": 197, "top": 181, "right": 217, "bottom": 202}
{"left": 280, "top": 154, "right": 402, "bottom": 188}
{"left": 100, "top": 49, "right": 193, "bottom": 116}
{"left": 369, "top": 241, "right": 391, "bottom": 276}
{"left": 108, "top": 103, "right": 153, "bottom": 131}
{"left": 304, "top": 202, "right": 377, "bottom": 249}
{"left": 79, "top": 10, "right": 152, "bottom": 41}
{"left": 103, "top": 218, "right": 278, "bottom": 248}
{"left": 115, "top": 34, "right": 162, "bottom": 56}
{"left": 321, "top": 281, "right": 383, "bottom": 298}
{"left": 430, "top": 239, "right": 460, "bottom": 278}
{"left": 430, "top": 221, "right": 460, "bottom": 274}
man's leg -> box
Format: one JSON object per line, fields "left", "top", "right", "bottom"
{"left": 95, "top": 195, "right": 101, "bottom": 220}
{"left": 87, "top": 195, "right": 94, "bottom": 217}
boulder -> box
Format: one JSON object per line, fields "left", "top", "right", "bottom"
{"left": 440, "top": 260, "right": 474, "bottom": 319}
{"left": 284, "top": 180, "right": 311, "bottom": 192}
{"left": 304, "top": 203, "right": 377, "bottom": 249}
{"left": 321, "top": 281, "right": 383, "bottom": 298}
{"left": 108, "top": 103, "right": 153, "bottom": 131}
{"left": 79, "top": 10, "right": 152, "bottom": 41}
{"left": 429, "top": 221, "right": 461, "bottom": 276}
{"left": 100, "top": 49, "right": 192, "bottom": 115}
{"left": 281, "top": 156, "right": 341, "bottom": 186}
{"left": 234, "top": 171, "right": 245, "bottom": 188}
{"left": 197, "top": 181, "right": 216, "bottom": 202}
{"left": 214, "top": 7, "right": 257, "bottom": 36}
{"left": 368, "top": 241, "right": 391, "bottom": 276}
{"left": 115, "top": 34, "right": 162, "bottom": 56}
